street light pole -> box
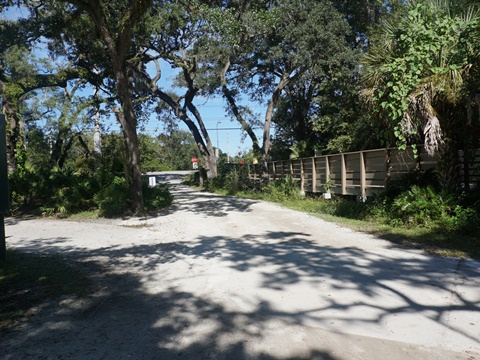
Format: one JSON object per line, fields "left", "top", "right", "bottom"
{"left": 216, "top": 120, "right": 221, "bottom": 159}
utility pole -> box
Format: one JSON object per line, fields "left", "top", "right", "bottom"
{"left": 227, "top": 132, "right": 230, "bottom": 163}
{"left": 216, "top": 120, "right": 221, "bottom": 159}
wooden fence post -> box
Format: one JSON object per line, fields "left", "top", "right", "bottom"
{"left": 300, "top": 158, "right": 305, "bottom": 193}
{"left": 341, "top": 153, "right": 346, "bottom": 195}
{"left": 325, "top": 155, "right": 330, "bottom": 193}
{"left": 360, "top": 151, "right": 366, "bottom": 198}
{"left": 312, "top": 157, "right": 317, "bottom": 193}
{"left": 463, "top": 150, "right": 470, "bottom": 190}
{"left": 385, "top": 148, "right": 391, "bottom": 183}
{"left": 416, "top": 145, "right": 422, "bottom": 172}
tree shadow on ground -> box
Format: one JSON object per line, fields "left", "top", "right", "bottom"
{"left": 2, "top": 229, "right": 479, "bottom": 359}
{"left": 165, "top": 184, "right": 257, "bottom": 217}
{"left": 1, "top": 254, "right": 338, "bottom": 359}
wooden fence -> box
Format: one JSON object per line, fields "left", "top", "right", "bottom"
{"left": 248, "top": 146, "right": 479, "bottom": 197}
{"left": 252, "top": 147, "right": 437, "bottom": 197}
{"left": 459, "top": 149, "right": 480, "bottom": 191}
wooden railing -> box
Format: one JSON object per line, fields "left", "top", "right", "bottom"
{"left": 249, "top": 146, "right": 440, "bottom": 197}
{"left": 459, "top": 149, "right": 480, "bottom": 190}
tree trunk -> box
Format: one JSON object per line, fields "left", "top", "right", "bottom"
{"left": 221, "top": 60, "right": 262, "bottom": 159}
{"left": 93, "top": 84, "right": 102, "bottom": 159}
{"left": 1, "top": 96, "right": 20, "bottom": 174}
{"left": 141, "top": 59, "right": 217, "bottom": 180}
{"left": 185, "top": 103, "right": 217, "bottom": 179}
{"left": 261, "top": 73, "right": 293, "bottom": 178}
{"left": 180, "top": 115, "right": 217, "bottom": 179}
{"left": 115, "top": 70, "right": 144, "bottom": 212}
{"left": 204, "top": 149, "right": 217, "bottom": 179}
{"left": 63, "top": 0, "right": 151, "bottom": 212}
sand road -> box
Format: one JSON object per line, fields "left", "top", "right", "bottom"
{"left": 2, "top": 171, "right": 480, "bottom": 359}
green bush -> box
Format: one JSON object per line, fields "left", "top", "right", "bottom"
{"left": 384, "top": 169, "right": 438, "bottom": 200}
{"left": 9, "top": 164, "right": 173, "bottom": 218}
{"left": 143, "top": 182, "right": 174, "bottom": 211}
{"left": 387, "top": 185, "right": 480, "bottom": 234}
{"left": 201, "top": 164, "right": 253, "bottom": 194}
{"left": 94, "top": 176, "right": 130, "bottom": 217}
{"left": 224, "top": 166, "right": 252, "bottom": 194}
{"left": 9, "top": 164, "right": 43, "bottom": 212}
{"left": 333, "top": 197, "right": 369, "bottom": 219}
{"left": 262, "top": 176, "right": 301, "bottom": 202}
{"left": 390, "top": 185, "right": 453, "bottom": 227}
{"left": 9, "top": 165, "right": 98, "bottom": 216}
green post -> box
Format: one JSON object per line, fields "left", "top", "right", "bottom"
{"left": 0, "top": 114, "right": 9, "bottom": 262}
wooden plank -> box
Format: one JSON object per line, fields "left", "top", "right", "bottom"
{"left": 300, "top": 159, "right": 305, "bottom": 192}
{"left": 312, "top": 157, "right": 317, "bottom": 192}
{"left": 360, "top": 151, "right": 366, "bottom": 198}
{"left": 325, "top": 156, "right": 331, "bottom": 194}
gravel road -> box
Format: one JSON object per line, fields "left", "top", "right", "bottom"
{"left": 2, "top": 171, "right": 480, "bottom": 359}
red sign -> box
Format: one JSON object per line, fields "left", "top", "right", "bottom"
{"left": 191, "top": 156, "right": 198, "bottom": 163}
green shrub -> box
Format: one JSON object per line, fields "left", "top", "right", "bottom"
{"left": 384, "top": 169, "right": 438, "bottom": 200}
{"left": 203, "top": 177, "right": 225, "bottom": 193}
{"left": 9, "top": 162, "right": 173, "bottom": 217}
{"left": 143, "top": 182, "right": 173, "bottom": 211}
{"left": 9, "top": 165, "right": 98, "bottom": 216}
{"left": 94, "top": 176, "right": 130, "bottom": 217}
{"left": 224, "top": 166, "right": 252, "bottom": 194}
{"left": 9, "top": 164, "right": 43, "bottom": 212}
{"left": 390, "top": 185, "right": 453, "bottom": 227}
{"left": 334, "top": 198, "right": 369, "bottom": 219}
{"left": 442, "top": 204, "right": 480, "bottom": 235}
{"left": 262, "top": 176, "right": 301, "bottom": 202}
{"left": 201, "top": 165, "right": 253, "bottom": 194}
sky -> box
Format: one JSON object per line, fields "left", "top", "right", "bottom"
{"left": 2, "top": 6, "right": 267, "bottom": 158}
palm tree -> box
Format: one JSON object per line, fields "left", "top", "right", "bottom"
{"left": 362, "top": 0, "right": 480, "bottom": 190}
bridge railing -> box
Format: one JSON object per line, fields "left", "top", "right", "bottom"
{"left": 249, "top": 146, "right": 441, "bottom": 197}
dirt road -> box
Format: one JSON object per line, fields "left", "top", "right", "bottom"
{"left": 2, "top": 172, "right": 480, "bottom": 359}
